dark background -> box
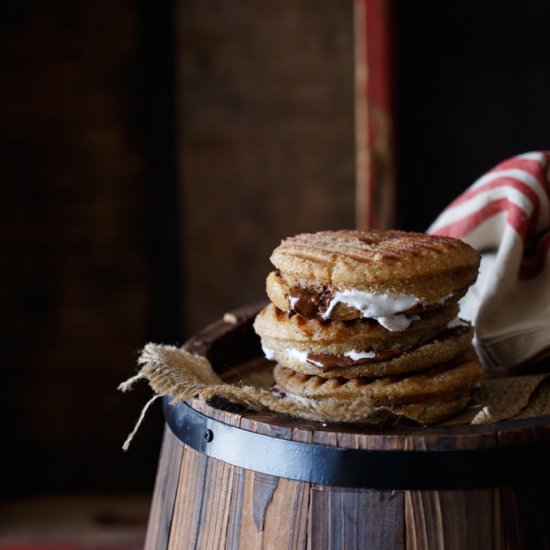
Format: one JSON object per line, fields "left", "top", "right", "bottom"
{"left": 2, "top": 0, "right": 550, "bottom": 499}
{"left": 396, "top": 3, "right": 550, "bottom": 230}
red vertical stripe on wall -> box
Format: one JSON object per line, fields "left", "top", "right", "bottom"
{"left": 354, "top": 0, "right": 396, "bottom": 230}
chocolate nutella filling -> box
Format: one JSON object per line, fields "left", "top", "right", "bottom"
{"left": 307, "top": 348, "right": 402, "bottom": 371}
{"left": 287, "top": 284, "right": 468, "bottom": 321}
{"left": 288, "top": 286, "right": 333, "bottom": 319}
{"left": 305, "top": 325, "right": 470, "bottom": 372}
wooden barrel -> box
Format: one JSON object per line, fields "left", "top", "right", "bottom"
{"left": 145, "top": 304, "right": 550, "bottom": 550}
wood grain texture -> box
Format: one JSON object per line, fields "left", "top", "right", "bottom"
{"left": 496, "top": 423, "right": 550, "bottom": 549}
{"left": 145, "top": 426, "right": 185, "bottom": 550}
{"left": 163, "top": 402, "right": 315, "bottom": 549}
{"left": 167, "top": 447, "right": 210, "bottom": 550}
{"left": 307, "top": 428, "right": 405, "bottom": 549}
{"left": 195, "top": 457, "right": 236, "bottom": 549}
{"left": 309, "top": 486, "right": 404, "bottom": 550}
{"left": 237, "top": 415, "right": 310, "bottom": 548}
{"left": 405, "top": 489, "right": 502, "bottom": 550}
{"left": 176, "top": 0, "right": 355, "bottom": 334}
{"left": 148, "top": 419, "right": 550, "bottom": 550}
{"left": 225, "top": 462, "right": 246, "bottom": 549}
{"left": 165, "top": 404, "right": 245, "bottom": 550}
{"left": 499, "top": 485, "right": 550, "bottom": 550}
{"left": 354, "top": 0, "right": 396, "bottom": 230}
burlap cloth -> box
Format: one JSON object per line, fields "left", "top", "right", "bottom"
{"left": 120, "top": 343, "right": 550, "bottom": 449}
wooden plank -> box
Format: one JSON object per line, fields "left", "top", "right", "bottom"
{"left": 230, "top": 414, "right": 310, "bottom": 548}
{"left": 307, "top": 429, "right": 405, "bottom": 549}
{"left": 176, "top": 0, "right": 355, "bottom": 334}
{"left": 237, "top": 417, "right": 290, "bottom": 548}
{"left": 497, "top": 425, "right": 550, "bottom": 549}
{"left": 190, "top": 400, "right": 313, "bottom": 548}
{"left": 263, "top": 476, "right": 310, "bottom": 550}
{"left": 238, "top": 469, "right": 267, "bottom": 548}
{"left": 194, "top": 458, "right": 235, "bottom": 549}
{"left": 163, "top": 401, "right": 245, "bottom": 549}
{"left": 235, "top": 469, "right": 312, "bottom": 550}
{"left": 165, "top": 401, "right": 315, "bottom": 550}
{"left": 354, "top": 0, "right": 396, "bottom": 229}
{"left": 167, "top": 447, "right": 209, "bottom": 550}
{"left": 225, "top": 467, "right": 247, "bottom": 549}
{"left": 405, "top": 489, "right": 502, "bottom": 550}
{"left": 145, "top": 426, "right": 185, "bottom": 550}
{"left": 308, "top": 485, "right": 404, "bottom": 549}
{"left": 403, "top": 424, "right": 502, "bottom": 549}
{"left": 499, "top": 485, "right": 550, "bottom": 550}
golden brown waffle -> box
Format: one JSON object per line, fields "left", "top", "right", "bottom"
{"left": 270, "top": 230, "right": 480, "bottom": 304}
{"left": 267, "top": 270, "right": 470, "bottom": 321}
{"left": 273, "top": 357, "right": 484, "bottom": 405}
{"left": 253, "top": 303, "right": 459, "bottom": 355}
{"left": 265, "top": 326, "right": 473, "bottom": 379}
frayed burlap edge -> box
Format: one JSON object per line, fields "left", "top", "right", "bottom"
{"left": 119, "top": 343, "right": 421, "bottom": 449}
{"left": 471, "top": 373, "right": 550, "bottom": 424}
{"left": 120, "top": 344, "right": 550, "bottom": 448}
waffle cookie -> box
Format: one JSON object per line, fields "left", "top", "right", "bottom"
{"left": 267, "top": 229, "right": 479, "bottom": 325}
{"left": 273, "top": 357, "right": 483, "bottom": 405}
{"left": 253, "top": 302, "right": 460, "bottom": 355}
{"left": 254, "top": 229, "right": 484, "bottom": 424}
{"left": 259, "top": 322, "right": 473, "bottom": 379}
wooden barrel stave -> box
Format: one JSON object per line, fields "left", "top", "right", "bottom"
{"left": 146, "top": 410, "right": 550, "bottom": 550}
{"left": 144, "top": 305, "right": 550, "bottom": 550}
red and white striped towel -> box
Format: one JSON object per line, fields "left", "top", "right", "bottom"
{"left": 429, "top": 151, "right": 550, "bottom": 371}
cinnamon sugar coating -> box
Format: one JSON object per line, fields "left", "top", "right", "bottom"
{"left": 253, "top": 229, "right": 485, "bottom": 425}
{"left": 265, "top": 326, "right": 473, "bottom": 379}
{"left": 270, "top": 230, "right": 480, "bottom": 305}
{"left": 254, "top": 303, "right": 459, "bottom": 355}
{"left": 273, "top": 356, "right": 484, "bottom": 405}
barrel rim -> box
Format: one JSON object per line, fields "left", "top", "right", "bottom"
{"left": 164, "top": 397, "right": 550, "bottom": 489}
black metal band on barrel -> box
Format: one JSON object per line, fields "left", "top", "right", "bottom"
{"left": 163, "top": 398, "right": 549, "bottom": 490}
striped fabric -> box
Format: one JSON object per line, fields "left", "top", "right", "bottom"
{"left": 429, "top": 152, "right": 550, "bottom": 371}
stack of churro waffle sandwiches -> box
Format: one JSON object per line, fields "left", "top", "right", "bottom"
{"left": 254, "top": 230, "right": 484, "bottom": 424}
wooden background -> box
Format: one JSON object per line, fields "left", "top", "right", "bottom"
{"left": 3, "top": 0, "right": 550, "bottom": 497}
{"left": 178, "top": 0, "right": 356, "bottom": 331}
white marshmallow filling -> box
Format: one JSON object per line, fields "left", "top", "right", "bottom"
{"left": 262, "top": 346, "right": 376, "bottom": 365}
{"left": 322, "top": 289, "right": 423, "bottom": 331}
